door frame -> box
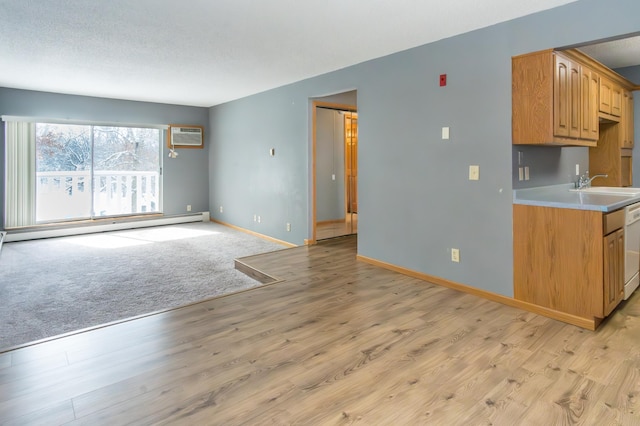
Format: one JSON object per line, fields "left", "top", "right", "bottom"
{"left": 308, "top": 100, "right": 357, "bottom": 245}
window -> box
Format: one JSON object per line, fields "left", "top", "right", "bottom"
{"left": 4, "top": 120, "right": 162, "bottom": 227}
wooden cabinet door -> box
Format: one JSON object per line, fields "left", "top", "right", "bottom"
{"left": 568, "top": 63, "right": 581, "bottom": 138}
{"left": 554, "top": 55, "right": 571, "bottom": 137}
{"left": 612, "top": 84, "right": 623, "bottom": 117}
{"left": 621, "top": 150, "right": 633, "bottom": 187}
{"left": 581, "top": 68, "right": 599, "bottom": 141}
{"left": 603, "top": 229, "right": 624, "bottom": 316}
{"left": 622, "top": 90, "right": 634, "bottom": 148}
{"left": 600, "top": 77, "right": 613, "bottom": 114}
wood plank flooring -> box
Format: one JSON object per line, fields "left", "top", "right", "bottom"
{"left": 1, "top": 235, "right": 640, "bottom": 424}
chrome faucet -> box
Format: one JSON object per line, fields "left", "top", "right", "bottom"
{"left": 577, "top": 172, "right": 608, "bottom": 189}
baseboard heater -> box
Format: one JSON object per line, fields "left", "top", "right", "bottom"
{"left": 3, "top": 212, "right": 210, "bottom": 243}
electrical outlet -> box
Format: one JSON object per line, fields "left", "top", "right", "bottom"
{"left": 253, "top": 214, "right": 257, "bottom": 222}
{"left": 286, "top": 223, "right": 291, "bottom": 232}
{"left": 257, "top": 215, "right": 261, "bottom": 223}
{"left": 575, "top": 164, "right": 580, "bottom": 175}
{"left": 219, "top": 206, "right": 223, "bottom": 213}
{"left": 518, "top": 167, "right": 524, "bottom": 181}
{"left": 451, "top": 248, "right": 460, "bottom": 263}
{"left": 442, "top": 127, "right": 450, "bottom": 140}
{"left": 469, "top": 165, "right": 480, "bottom": 181}
{"left": 524, "top": 166, "right": 530, "bottom": 181}
{"left": 187, "top": 205, "right": 192, "bottom": 212}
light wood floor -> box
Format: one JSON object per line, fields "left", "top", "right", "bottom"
{"left": 1, "top": 235, "right": 640, "bottom": 425}
{"left": 316, "top": 214, "right": 357, "bottom": 240}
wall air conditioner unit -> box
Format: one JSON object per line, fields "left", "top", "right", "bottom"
{"left": 168, "top": 125, "right": 204, "bottom": 148}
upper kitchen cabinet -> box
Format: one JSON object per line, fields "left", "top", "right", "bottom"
{"left": 513, "top": 48, "right": 635, "bottom": 147}
{"left": 599, "top": 76, "right": 623, "bottom": 118}
{"left": 513, "top": 49, "right": 599, "bottom": 146}
{"left": 591, "top": 88, "right": 635, "bottom": 187}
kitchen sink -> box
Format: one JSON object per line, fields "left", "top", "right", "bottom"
{"left": 570, "top": 186, "right": 640, "bottom": 196}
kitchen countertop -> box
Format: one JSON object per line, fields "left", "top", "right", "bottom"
{"left": 513, "top": 184, "right": 640, "bottom": 212}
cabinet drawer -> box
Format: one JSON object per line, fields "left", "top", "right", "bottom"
{"left": 604, "top": 209, "right": 624, "bottom": 235}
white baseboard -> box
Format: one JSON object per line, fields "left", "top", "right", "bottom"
{"left": 4, "top": 212, "right": 210, "bottom": 242}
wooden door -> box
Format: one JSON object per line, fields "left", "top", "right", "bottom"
{"left": 345, "top": 113, "right": 358, "bottom": 214}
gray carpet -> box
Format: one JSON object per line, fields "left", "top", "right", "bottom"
{"left": 0, "top": 222, "right": 286, "bottom": 350}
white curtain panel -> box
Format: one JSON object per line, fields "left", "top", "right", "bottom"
{"left": 4, "top": 121, "right": 36, "bottom": 228}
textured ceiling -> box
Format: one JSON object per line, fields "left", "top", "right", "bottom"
{"left": 578, "top": 35, "right": 640, "bottom": 69}
{"left": 0, "top": 0, "right": 582, "bottom": 107}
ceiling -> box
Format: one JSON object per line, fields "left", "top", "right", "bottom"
{"left": 578, "top": 35, "right": 640, "bottom": 70}
{"left": 0, "top": 0, "right": 595, "bottom": 107}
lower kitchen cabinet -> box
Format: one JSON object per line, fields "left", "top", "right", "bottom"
{"left": 513, "top": 204, "right": 625, "bottom": 327}
{"left": 603, "top": 228, "right": 625, "bottom": 316}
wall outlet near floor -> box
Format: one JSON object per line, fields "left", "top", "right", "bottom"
{"left": 257, "top": 215, "right": 261, "bottom": 223}
{"left": 187, "top": 205, "right": 192, "bottom": 212}
{"left": 253, "top": 214, "right": 257, "bottom": 222}
{"left": 286, "top": 223, "right": 291, "bottom": 232}
{"left": 219, "top": 206, "right": 223, "bottom": 213}
{"left": 451, "top": 248, "right": 460, "bottom": 263}
{"left": 469, "top": 165, "right": 480, "bottom": 181}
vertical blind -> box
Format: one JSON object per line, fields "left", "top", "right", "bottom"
{"left": 4, "top": 121, "right": 36, "bottom": 228}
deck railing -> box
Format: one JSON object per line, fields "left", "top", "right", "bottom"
{"left": 36, "top": 170, "right": 159, "bottom": 221}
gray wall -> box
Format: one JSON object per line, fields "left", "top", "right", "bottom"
{"left": 209, "top": 0, "right": 640, "bottom": 297}
{"left": 512, "top": 146, "right": 589, "bottom": 189}
{"left": 615, "top": 65, "right": 640, "bottom": 186}
{"left": 0, "top": 88, "right": 209, "bottom": 229}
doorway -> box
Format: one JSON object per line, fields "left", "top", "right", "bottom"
{"left": 312, "top": 103, "right": 358, "bottom": 242}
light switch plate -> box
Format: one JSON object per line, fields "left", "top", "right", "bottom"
{"left": 442, "top": 127, "right": 450, "bottom": 140}
{"left": 469, "top": 165, "right": 480, "bottom": 180}
{"left": 451, "top": 248, "right": 460, "bottom": 263}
